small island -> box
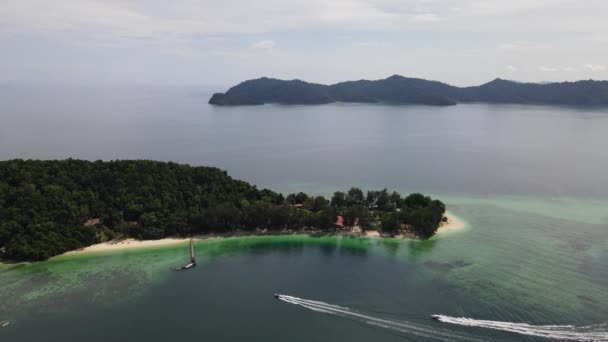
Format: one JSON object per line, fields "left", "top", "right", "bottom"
{"left": 0, "top": 160, "right": 448, "bottom": 261}
{"left": 209, "top": 75, "right": 608, "bottom": 107}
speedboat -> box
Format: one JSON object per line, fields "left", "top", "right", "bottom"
{"left": 430, "top": 315, "right": 441, "bottom": 321}
{"left": 274, "top": 293, "right": 280, "bottom": 299}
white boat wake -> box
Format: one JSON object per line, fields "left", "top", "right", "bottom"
{"left": 434, "top": 315, "right": 608, "bottom": 341}
{"left": 275, "top": 294, "right": 484, "bottom": 341}
{"left": 275, "top": 294, "right": 608, "bottom": 342}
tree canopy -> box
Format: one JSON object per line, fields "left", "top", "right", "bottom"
{"left": 0, "top": 160, "right": 446, "bottom": 261}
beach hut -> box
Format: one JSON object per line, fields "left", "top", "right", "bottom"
{"left": 335, "top": 215, "right": 344, "bottom": 228}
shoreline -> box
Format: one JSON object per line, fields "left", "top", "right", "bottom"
{"left": 61, "top": 212, "right": 467, "bottom": 256}
{"left": 62, "top": 237, "right": 190, "bottom": 255}
{"left": 436, "top": 212, "right": 467, "bottom": 235}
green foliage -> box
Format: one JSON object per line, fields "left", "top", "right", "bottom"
{"left": 400, "top": 195, "right": 446, "bottom": 237}
{"left": 285, "top": 193, "right": 296, "bottom": 205}
{"left": 0, "top": 160, "right": 274, "bottom": 260}
{"left": 0, "top": 159, "right": 446, "bottom": 261}
{"left": 313, "top": 208, "right": 337, "bottom": 231}
{"left": 345, "top": 187, "right": 364, "bottom": 206}
{"left": 381, "top": 212, "right": 400, "bottom": 232}
{"left": 403, "top": 193, "right": 431, "bottom": 209}
{"left": 372, "top": 192, "right": 446, "bottom": 236}
{"left": 389, "top": 191, "right": 402, "bottom": 207}
{"left": 294, "top": 192, "right": 309, "bottom": 205}
{"left": 357, "top": 208, "right": 372, "bottom": 231}
{"left": 343, "top": 205, "right": 362, "bottom": 227}
{"left": 376, "top": 189, "right": 390, "bottom": 211}
{"left": 330, "top": 191, "right": 346, "bottom": 208}
{"left": 407, "top": 208, "right": 442, "bottom": 237}
{"left": 311, "top": 196, "right": 329, "bottom": 212}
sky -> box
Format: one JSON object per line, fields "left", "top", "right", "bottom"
{"left": 1, "top": 0, "right": 607, "bottom": 87}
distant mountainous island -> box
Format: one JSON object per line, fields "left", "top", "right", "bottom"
{"left": 209, "top": 75, "right": 608, "bottom": 106}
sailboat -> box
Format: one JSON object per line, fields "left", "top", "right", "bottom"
{"left": 175, "top": 237, "right": 196, "bottom": 271}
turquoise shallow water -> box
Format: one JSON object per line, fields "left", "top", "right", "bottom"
{"left": 1, "top": 197, "right": 607, "bottom": 341}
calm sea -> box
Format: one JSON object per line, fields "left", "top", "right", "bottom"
{"left": 1, "top": 84, "right": 607, "bottom": 341}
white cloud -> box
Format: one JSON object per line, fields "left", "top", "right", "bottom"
{"left": 463, "top": 0, "right": 569, "bottom": 16}
{"left": 353, "top": 41, "right": 380, "bottom": 47}
{"left": 251, "top": 40, "right": 276, "bottom": 50}
{"left": 563, "top": 66, "right": 577, "bottom": 72}
{"left": 539, "top": 66, "right": 558, "bottom": 72}
{"left": 584, "top": 64, "right": 607, "bottom": 71}
{"left": 410, "top": 13, "right": 440, "bottom": 22}
{"left": 1, "top": 0, "right": 604, "bottom": 39}
{"left": 317, "top": 0, "right": 395, "bottom": 24}
{"left": 2, "top": 0, "right": 608, "bottom": 85}
{"left": 497, "top": 41, "right": 548, "bottom": 52}
{"left": 498, "top": 43, "right": 519, "bottom": 51}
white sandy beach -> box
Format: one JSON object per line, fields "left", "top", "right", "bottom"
{"left": 436, "top": 212, "right": 467, "bottom": 235}
{"left": 63, "top": 237, "right": 190, "bottom": 255}
{"left": 63, "top": 212, "right": 467, "bottom": 256}
{"left": 363, "top": 211, "right": 466, "bottom": 237}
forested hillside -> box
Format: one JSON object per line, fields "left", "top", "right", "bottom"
{"left": 0, "top": 160, "right": 445, "bottom": 261}
{"left": 209, "top": 75, "right": 608, "bottom": 106}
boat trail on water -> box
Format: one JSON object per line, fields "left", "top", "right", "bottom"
{"left": 274, "top": 294, "right": 608, "bottom": 341}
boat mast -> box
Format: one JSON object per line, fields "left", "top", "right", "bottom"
{"left": 190, "top": 236, "right": 196, "bottom": 263}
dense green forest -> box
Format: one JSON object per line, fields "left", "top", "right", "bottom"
{"left": 0, "top": 160, "right": 445, "bottom": 261}
{"left": 209, "top": 75, "right": 608, "bottom": 106}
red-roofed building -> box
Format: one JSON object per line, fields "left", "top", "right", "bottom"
{"left": 336, "top": 215, "right": 344, "bottom": 228}
{"left": 336, "top": 215, "right": 359, "bottom": 228}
